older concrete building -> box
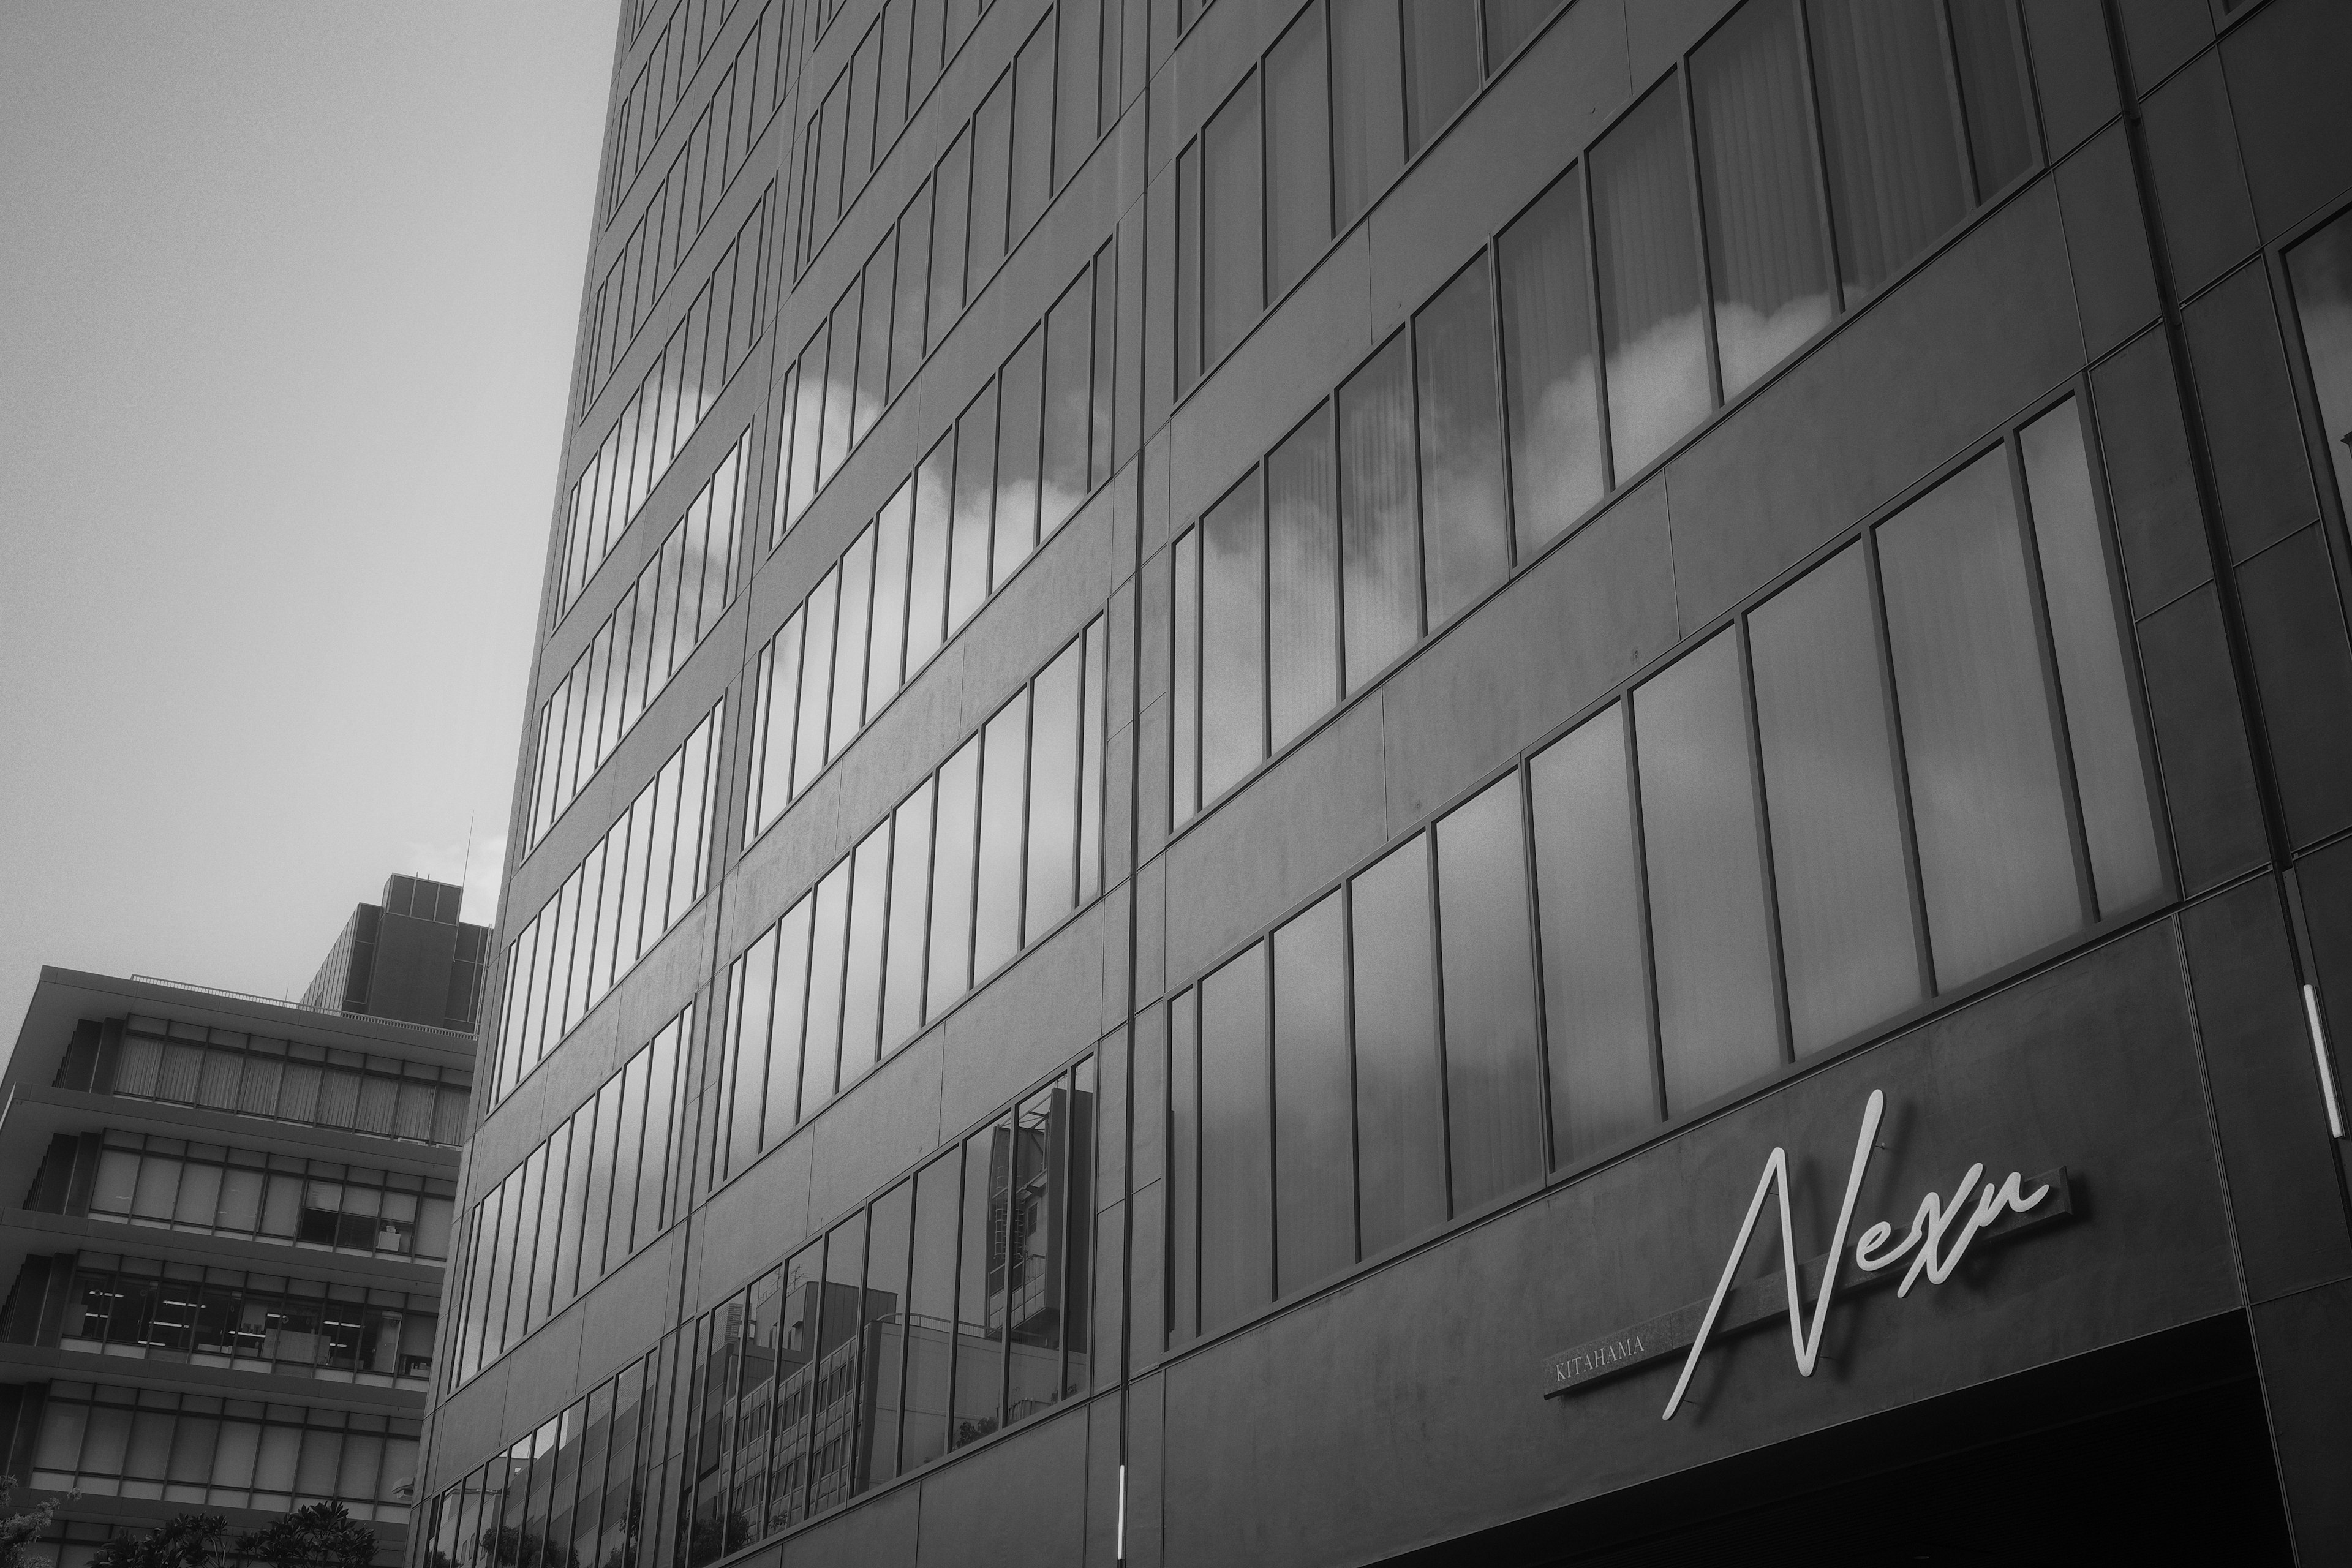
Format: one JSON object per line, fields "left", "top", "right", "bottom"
{"left": 420, "top": 0, "right": 2352, "bottom": 1562}
{"left": 0, "top": 888, "right": 481, "bottom": 1564}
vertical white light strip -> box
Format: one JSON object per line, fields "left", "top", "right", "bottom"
{"left": 2302, "top": 984, "right": 2346, "bottom": 1139}
{"left": 1117, "top": 1463, "right": 1126, "bottom": 1564}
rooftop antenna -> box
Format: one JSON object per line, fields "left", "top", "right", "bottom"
{"left": 458, "top": 816, "right": 476, "bottom": 914}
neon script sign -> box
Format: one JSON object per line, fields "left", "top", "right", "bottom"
{"left": 1536, "top": 1090, "right": 2074, "bottom": 1416}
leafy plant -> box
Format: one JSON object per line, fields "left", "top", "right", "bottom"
{"left": 89, "top": 1514, "right": 226, "bottom": 1568}
{"left": 0, "top": 1476, "right": 63, "bottom": 1568}
{"left": 232, "top": 1505, "right": 376, "bottom": 1568}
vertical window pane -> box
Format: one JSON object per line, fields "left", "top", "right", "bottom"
{"left": 951, "top": 1128, "right": 1005, "bottom": 1446}
{"left": 1268, "top": 405, "right": 1341, "bottom": 749}
{"left": 892, "top": 179, "right": 934, "bottom": 398}
{"left": 831, "top": 527, "right": 876, "bottom": 759}
{"left": 843, "top": 823, "right": 892, "bottom": 1082}
{"left": 1201, "top": 475, "right": 1268, "bottom": 799}
{"left": 802, "top": 861, "right": 853, "bottom": 1117}
{"left": 767, "top": 898, "right": 815, "bottom": 1139}
{"left": 908, "top": 433, "right": 954, "bottom": 670}
{"left": 1498, "top": 170, "right": 1604, "bottom": 552}
{"left": 2021, "top": 400, "right": 2163, "bottom": 917}
{"left": 1692, "top": 0, "right": 1835, "bottom": 398}
{"left": 859, "top": 1182, "right": 914, "bottom": 1492}
{"left": 724, "top": 944, "right": 771, "bottom": 1175}
{"left": 1338, "top": 336, "right": 1420, "bottom": 690}
{"left": 1041, "top": 277, "right": 1093, "bottom": 534}
{"left": 968, "top": 74, "right": 1012, "bottom": 295}
{"left": 1167, "top": 990, "right": 1199, "bottom": 1345}
{"left": 869, "top": 480, "right": 916, "bottom": 715}
{"left": 754, "top": 615, "right": 802, "bottom": 835}
{"left": 1090, "top": 244, "right": 1117, "bottom": 483}
{"left": 786, "top": 336, "right": 827, "bottom": 530}
{"left": 1010, "top": 16, "right": 1056, "bottom": 236}
{"left": 1080, "top": 619, "right": 1106, "bottom": 900}
{"left": 820, "top": 282, "right": 861, "bottom": 486}
{"left": 855, "top": 235, "right": 896, "bottom": 445}
{"left": 1349, "top": 838, "right": 1448, "bottom": 1254}
{"left": 1877, "top": 448, "right": 2079, "bottom": 986}
{"left": 1331, "top": 0, "right": 1405, "bottom": 231}
{"left": 1635, "top": 629, "right": 1781, "bottom": 1110}
{"left": 1400, "top": 0, "right": 1477, "bottom": 155}
{"left": 883, "top": 778, "right": 937, "bottom": 1050}
{"left": 1591, "top": 81, "right": 1710, "bottom": 475}
{"left": 1055, "top": 0, "right": 1099, "bottom": 180}
{"left": 1948, "top": 0, "right": 2035, "bottom": 199}
{"left": 1414, "top": 260, "right": 1511, "bottom": 624}
{"left": 928, "top": 737, "right": 982, "bottom": 1011}
{"left": 1198, "top": 944, "right": 1273, "bottom": 1333}
{"left": 810, "top": 1211, "right": 865, "bottom": 1515}
{"left": 902, "top": 1153, "right": 960, "bottom": 1471}
{"left": 993, "top": 329, "right": 1046, "bottom": 586}
{"left": 1027, "top": 640, "right": 1084, "bottom": 937}
{"left": 974, "top": 692, "right": 1030, "bottom": 978}
{"left": 1177, "top": 143, "right": 1200, "bottom": 390}
{"left": 1265, "top": 6, "right": 1331, "bottom": 299}
{"left": 796, "top": 573, "right": 839, "bottom": 794}
{"left": 1272, "top": 892, "right": 1354, "bottom": 1294}
{"left": 949, "top": 383, "right": 998, "bottom": 630}
{"left": 929, "top": 129, "right": 971, "bottom": 347}
{"left": 2286, "top": 210, "right": 2352, "bottom": 513}
{"left": 1807, "top": 0, "right": 1968, "bottom": 300}
{"left": 1005, "top": 1085, "right": 1067, "bottom": 1418}
{"left": 1483, "top": 0, "right": 1554, "bottom": 66}
{"left": 767, "top": 1248, "right": 819, "bottom": 1530}
{"left": 1172, "top": 527, "right": 1201, "bottom": 824}
{"left": 1202, "top": 79, "right": 1263, "bottom": 367}
{"left": 1529, "top": 704, "right": 1654, "bottom": 1163}
{"left": 1749, "top": 543, "right": 1923, "bottom": 1051}
{"left": 1434, "top": 774, "right": 1545, "bottom": 1208}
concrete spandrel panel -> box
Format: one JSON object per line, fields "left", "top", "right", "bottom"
{"left": 803, "top": 1020, "right": 947, "bottom": 1227}
{"left": 1379, "top": 477, "right": 1677, "bottom": 830}
{"left": 2021, "top": 0, "right": 2119, "bottom": 160}
{"left": 1363, "top": 0, "right": 1629, "bottom": 341}
{"left": 2139, "top": 53, "right": 2260, "bottom": 300}
{"left": 779, "top": 1479, "right": 919, "bottom": 1568}
{"left": 1664, "top": 181, "right": 2080, "bottom": 632}
{"left": 2056, "top": 126, "right": 2160, "bottom": 364}
{"left": 913, "top": 1399, "right": 1088, "bottom": 1568}
{"left": 1156, "top": 921, "right": 2237, "bottom": 1568}
{"left": 1162, "top": 698, "right": 1387, "bottom": 990}
{"left": 1168, "top": 227, "right": 1371, "bottom": 533}
{"left": 2184, "top": 263, "right": 2320, "bottom": 564}
{"left": 2090, "top": 327, "right": 2211, "bottom": 618}
{"left": 693, "top": 1119, "right": 815, "bottom": 1313}
{"left": 2224, "top": 0, "right": 2352, "bottom": 240}
{"left": 938, "top": 899, "right": 1107, "bottom": 1135}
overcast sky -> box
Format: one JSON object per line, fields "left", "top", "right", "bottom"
{"left": 0, "top": 4, "right": 620, "bottom": 1036}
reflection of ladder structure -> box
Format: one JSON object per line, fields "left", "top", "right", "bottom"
{"left": 990, "top": 1088, "right": 1071, "bottom": 1425}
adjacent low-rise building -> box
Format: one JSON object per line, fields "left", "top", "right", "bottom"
{"left": 0, "top": 880, "right": 483, "bottom": 1567}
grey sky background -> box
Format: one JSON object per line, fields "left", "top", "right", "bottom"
{"left": 0, "top": 3, "right": 621, "bottom": 1038}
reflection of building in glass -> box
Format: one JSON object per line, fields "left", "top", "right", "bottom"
{"left": 427, "top": 1, "right": 2352, "bottom": 1562}
{"left": 0, "top": 881, "right": 480, "bottom": 1565}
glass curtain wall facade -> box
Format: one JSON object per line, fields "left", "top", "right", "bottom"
{"left": 429, "top": 0, "right": 2352, "bottom": 1562}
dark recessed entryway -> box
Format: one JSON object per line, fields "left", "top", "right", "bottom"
{"left": 1397, "top": 1313, "right": 2291, "bottom": 1567}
